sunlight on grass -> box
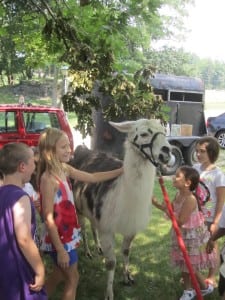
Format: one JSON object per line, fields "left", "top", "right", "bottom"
{"left": 44, "top": 179, "right": 219, "bottom": 300}
{"left": 205, "top": 101, "right": 225, "bottom": 112}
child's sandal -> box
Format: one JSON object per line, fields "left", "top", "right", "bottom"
{"left": 205, "top": 278, "right": 217, "bottom": 288}
{"left": 201, "top": 283, "right": 214, "bottom": 296}
{"left": 179, "top": 289, "right": 196, "bottom": 300}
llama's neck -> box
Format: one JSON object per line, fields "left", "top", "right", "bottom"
{"left": 114, "top": 142, "right": 156, "bottom": 235}
{"left": 123, "top": 143, "right": 155, "bottom": 180}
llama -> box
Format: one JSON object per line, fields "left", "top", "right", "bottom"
{"left": 70, "top": 119, "right": 172, "bottom": 300}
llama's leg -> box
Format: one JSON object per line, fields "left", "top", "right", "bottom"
{"left": 90, "top": 224, "right": 103, "bottom": 255}
{"left": 79, "top": 214, "right": 93, "bottom": 258}
{"left": 122, "top": 235, "right": 135, "bottom": 285}
{"left": 99, "top": 232, "right": 116, "bottom": 300}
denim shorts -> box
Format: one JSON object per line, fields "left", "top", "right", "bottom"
{"left": 48, "top": 248, "right": 78, "bottom": 266}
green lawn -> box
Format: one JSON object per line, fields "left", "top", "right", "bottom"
{"left": 46, "top": 178, "right": 221, "bottom": 300}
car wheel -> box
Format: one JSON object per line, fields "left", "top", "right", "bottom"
{"left": 183, "top": 141, "right": 198, "bottom": 166}
{"left": 216, "top": 130, "right": 225, "bottom": 149}
{"left": 161, "top": 145, "right": 183, "bottom": 176}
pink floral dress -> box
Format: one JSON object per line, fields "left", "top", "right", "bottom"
{"left": 40, "top": 176, "right": 81, "bottom": 252}
{"left": 171, "top": 197, "right": 216, "bottom": 272}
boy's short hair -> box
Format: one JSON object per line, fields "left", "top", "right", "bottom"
{"left": 0, "top": 143, "right": 31, "bottom": 175}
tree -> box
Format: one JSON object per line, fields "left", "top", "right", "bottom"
{"left": 0, "top": 0, "right": 193, "bottom": 135}
{"left": 0, "top": 4, "right": 28, "bottom": 84}
{"left": 146, "top": 46, "right": 193, "bottom": 76}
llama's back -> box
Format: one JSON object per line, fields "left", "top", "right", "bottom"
{"left": 71, "top": 145, "right": 122, "bottom": 173}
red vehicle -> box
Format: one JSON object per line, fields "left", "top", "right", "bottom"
{"left": 0, "top": 104, "right": 74, "bottom": 149}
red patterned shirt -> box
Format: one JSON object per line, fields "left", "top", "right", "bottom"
{"left": 40, "top": 176, "right": 81, "bottom": 252}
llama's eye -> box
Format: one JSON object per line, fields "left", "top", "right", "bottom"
{"left": 148, "top": 129, "right": 153, "bottom": 134}
{"left": 140, "top": 133, "right": 148, "bottom": 138}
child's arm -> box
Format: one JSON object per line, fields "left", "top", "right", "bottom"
{"left": 152, "top": 195, "right": 171, "bottom": 219}
{"left": 210, "top": 186, "right": 225, "bottom": 234}
{"left": 66, "top": 164, "right": 123, "bottom": 183}
{"left": 207, "top": 227, "right": 225, "bottom": 253}
{"left": 152, "top": 196, "right": 167, "bottom": 211}
{"left": 13, "top": 195, "right": 45, "bottom": 292}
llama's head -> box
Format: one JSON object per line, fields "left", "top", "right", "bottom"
{"left": 109, "top": 119, "right": 173, "bottom": 167}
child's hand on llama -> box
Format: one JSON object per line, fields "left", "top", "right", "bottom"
{"left": 206, "top": 238, "right": 215, "bottom": 254}
{"left": 33, "top": 199, "right": 41, "bottom": 210}
{"left": 152, "top": 196, "right": 166, "bottom": 211}
{"left": 152, "top": 196, "right": 158, "bottom": 206}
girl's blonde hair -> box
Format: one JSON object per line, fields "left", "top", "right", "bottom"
{"left": 37, "top": 128, "right": 67, "bottom": 183}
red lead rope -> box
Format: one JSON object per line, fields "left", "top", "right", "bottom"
{"left": 158, "top": 176, "right": 203, "bottom": 300}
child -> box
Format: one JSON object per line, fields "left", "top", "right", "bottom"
{"left": 23, "top": 147, "right": 42, "bottom": 248}
{"left": 0, "top": 143, "right": 47, "bottom": 299}
{"left": 194, "top": 136, "right": 225, "bottom": 286}
{"left": 23, "top": 181, "right": 40, "bottom": 212}
{"left": 152, "top": 165, "right": 216, "bottom": 300}
{"left": 207, "top": 205, "right": 225, "bottom": 299}
{"left": 23, "top": 147, "right": 41, "bottom": 213}
{"left": 37, "top": 128, "right": 123, "bottom": 300}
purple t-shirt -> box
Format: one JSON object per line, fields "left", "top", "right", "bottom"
{"left": 0, "top": 185, "right": 47, "bottom": 300}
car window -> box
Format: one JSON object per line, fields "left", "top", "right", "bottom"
{"left": 49, "top": 112, "right": 61, "bottom": 129}
{"left": 23, "top": 111, "right": 60, "bottom": 132}
{"left": 0, "top": 111, "right": 16, "bottom": 133}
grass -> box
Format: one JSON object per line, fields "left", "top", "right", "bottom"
{"left": 46, "top": 178, "right": 221, "bottom": 300}
{"left": 205, "top": 101, "right": 225, "bottom": 112}
{"left": 1, "top": 85, "right": 224, "bottom": 299}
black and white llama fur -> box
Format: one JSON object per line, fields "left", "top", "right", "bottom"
{"left": 70, "top": 119, "right": 172, "bottom": 300}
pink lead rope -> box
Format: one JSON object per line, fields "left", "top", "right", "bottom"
{"left": 158, "top": 176, "right": 203, "bottom": 300}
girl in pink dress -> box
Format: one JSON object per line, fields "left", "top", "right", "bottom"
{"left": 153, "top": 165, "right": 216, "bottom": 300}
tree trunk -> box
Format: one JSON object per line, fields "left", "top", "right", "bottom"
{"left": 80, "top": 0, "right": 90, "bottom": 6}
{"left": 52, "top": 65, "right": 58, "bottom": 107}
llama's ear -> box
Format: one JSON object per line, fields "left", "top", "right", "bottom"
{"left": 109, "top": 121, "right": 136, "bottom": 133}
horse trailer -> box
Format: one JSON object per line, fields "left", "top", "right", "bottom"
{"left": 92, "top": 73, "right": 207, "bottom": 175}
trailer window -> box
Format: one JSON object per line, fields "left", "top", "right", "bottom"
{"left": 170, "top": 92, "right": 183, "bottom": 101}
{"left": 170, "top": 92, "right": 203, "bottom": 103}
